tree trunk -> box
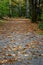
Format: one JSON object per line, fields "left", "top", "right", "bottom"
{"left": 25, "top": 0, "right": 29, "bottom": 18}
{"left": 29, "top": 0, "right": 38, "bottom": 22}
{"left": 9, "top": 0, "right": 12, "bottom": 17}
{"left": 18, "top": 0, "right": 22, "bottom": 17}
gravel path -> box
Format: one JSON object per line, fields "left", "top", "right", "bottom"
{"left": 0, "top": 19, "right": 43, "bottom": 65}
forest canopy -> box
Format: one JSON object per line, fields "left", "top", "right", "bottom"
{"left": 0, "top": 0, "right": 43, "bottom": 22}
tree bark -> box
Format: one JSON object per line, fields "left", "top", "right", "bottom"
{"left": 25, "top": 0, "right": 29, "bottom": 18}
{"left": 9, "top": 0, "right": 12, "bottom": 17}
{"left": 29, "top": 0, "right": 38, "bottom": 22}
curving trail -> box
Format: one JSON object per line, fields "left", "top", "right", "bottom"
{"left": 0, "top": 19, "right": 43, "bottom": 65}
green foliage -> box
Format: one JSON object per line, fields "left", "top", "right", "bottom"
{"left": 39, "top": 8, "right": 43, "bottom": 30}
{"left": 39, "top": 20, "right": 43, "bottom": 30}
{"left": 0, "top": 0, "right": 30, "bottom": 18}
{"left": 0, "top": 0, "right": 42, "bottom": 21}
{"left": 0, "top": 0, "right": 9, "bottom": 17}
{"left": 41, "top": 9, "right": 43, "bottom": 19}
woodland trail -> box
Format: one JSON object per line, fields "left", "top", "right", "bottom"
{"left": 0, "top": 19, "right": 43, "bottom": 65}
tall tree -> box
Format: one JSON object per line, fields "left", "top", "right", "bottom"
{"left": 18, "top": 0, "right": 22, "bottom": 17}
{"left": 29, "top": 0, "right": 42, "bottom": 22}
{"left": 25, "top": 0, "right": 29, "bottom": 18}
{"left": 9, "top": 0, "right": 12, "bottom": 17}
{"left": 37, "top": 0, "right": 42, "bottom": 21}
{"left": 29, "top": 0, "right": 38, "bottom": 22}
{"left": 12, "top": 0, "right": 22, "bottom": 17}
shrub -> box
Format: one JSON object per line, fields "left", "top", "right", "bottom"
{"left": 39, "top": 19, "right": 43, "bottom": 30}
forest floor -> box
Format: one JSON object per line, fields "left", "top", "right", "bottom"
{"left": 0, "top": 18, "right": 43, "bottom": 65}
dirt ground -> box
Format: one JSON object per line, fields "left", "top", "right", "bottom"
{"left": 0, "top": 18, "right": 43, "bottom": 65}
{"left": 0, "top": 18, "right": 43, "bottom": 33}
